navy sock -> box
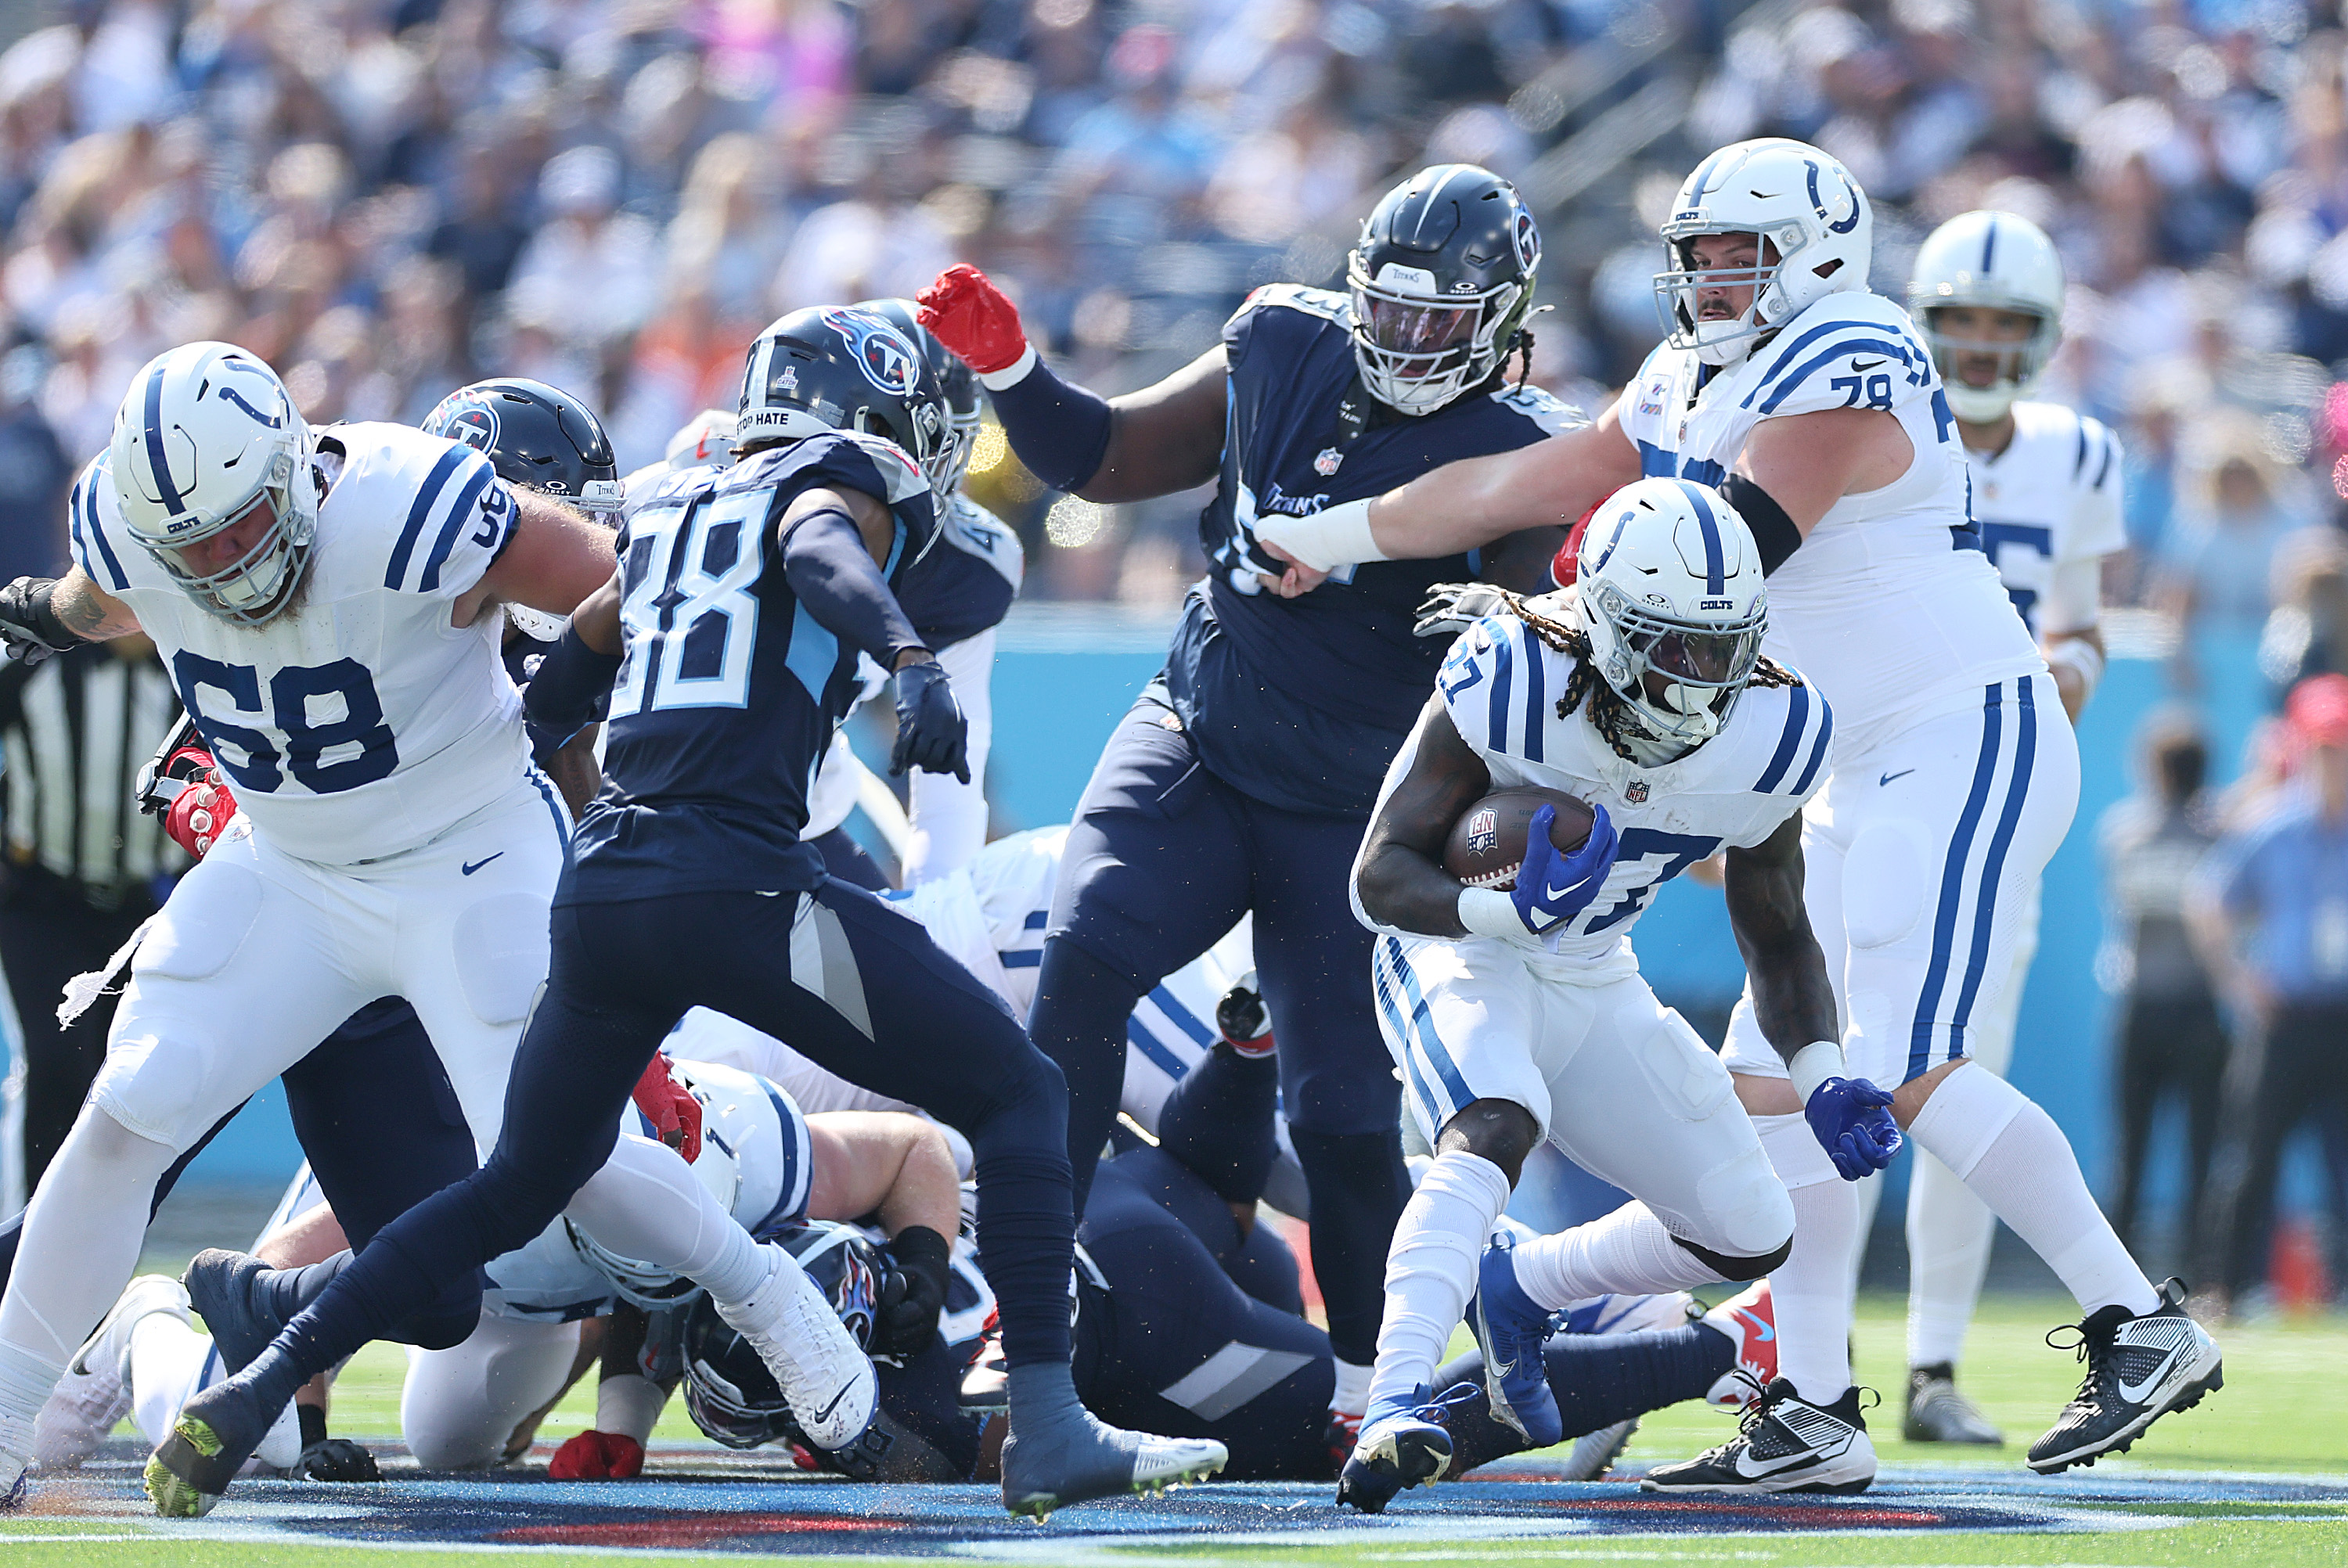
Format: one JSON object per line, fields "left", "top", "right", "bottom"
{"left": 1434, "top": 1323, "right": 1734, "bottom": 1473}
{"left": 967, "top": 1055, "right": 1079, "bottom": 1369}
{"left": 1025, "top": 940, "right": 1143, "bottom": 1216}
{"left": 1287, "top": 1127, "right": 1409, "bottom": 1367}
{"left": 1155, "top": 1042, "right": 1279, "bottom": 1205}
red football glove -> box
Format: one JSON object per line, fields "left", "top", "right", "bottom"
{"left": 161, "top": 747, "right": 236, "bottom": 860}
{"left": 1550, "top": 500, "right": 1604, "bottom": 588}
{"left": 917, "top": 264, "right": 1031, "bottom": 377}
{"left": 631, "top": 1053, "right": 702, "bottom": 1163}
{"left": 548, "top": 1429, "right": 644, "bottom": 1479}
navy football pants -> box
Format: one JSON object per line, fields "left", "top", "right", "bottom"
{"left": 272, "top": 879, "right": 1079, "bottom": 1379}
{"left": 1030, "top": 699, "right": 1407, "bottom": 1365}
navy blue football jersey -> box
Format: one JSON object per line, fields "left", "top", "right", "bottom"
{"left": 1175, "top": 286, "right": 1580, "bottom": 815}
{"left": 897, "top": 493, "right": 1022, "bottom": 650}
{"left": 561, "top": 432, "right": 936, "bottom": 902}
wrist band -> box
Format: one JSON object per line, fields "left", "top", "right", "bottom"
{"left": 976, "top": 343, "right": 1039, "bottom": 391}
{"left": 1457, "top": 886, "right": 1526, "bottom": 941}
{"left": 1253, "top": 498, "right": 1385, "bottom": 574}
{"left": 1787, "top": 1039, "right": 1846, "bottom": 1103}
{"left": 2045, "top": 636, "right": 2104, "bottom": 700}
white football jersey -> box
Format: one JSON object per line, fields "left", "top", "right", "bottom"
{"left": 70, "top": 424, "right": 531, "bottom": 865}
{"left": 1964, "top": 401, "right": 2124, "bottom": 638}
{"left": 481, "top": 1057, "right": 814, "bottom": 1324}
{"left": 1360, "top": 608, "right": 1832, "bottom": 984}
{"left": 1614, "top": 291, "right": 2040, "bottom": 757}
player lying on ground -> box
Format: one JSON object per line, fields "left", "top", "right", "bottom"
{"left": 1262, "top": 137, "right": 2222, "bottom": 1492}
{"left": 917, "top": 164, "right": 1576, "bottom": 1440}
{"left": 0, "top": 348, "right": 834, "bottom": 1512}
{"left": 147, "top": 307, "right": 1226, "bottom": 1519}
{"left": 1338, "top": 477, "right": 1896, "bottom": 1510}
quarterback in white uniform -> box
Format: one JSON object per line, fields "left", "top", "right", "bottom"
{"left": 0, "top": 345, "right": 838, "bottom": 1505}
{"left": 1335, "top": 479, "right": 1885, "bottom": 1510}
{"left": 1257, "top": 140, "right": 2218, "bottom": 1489}
{"left": 1890, "top": 210, "right": 2127, "bottom": 1445}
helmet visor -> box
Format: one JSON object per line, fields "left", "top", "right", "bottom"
{"left": 1355, "top": 293, "right": 1479, "bottom": 359}
{"left": 1640, "top": 625, "right": 1754, "bottom": 686}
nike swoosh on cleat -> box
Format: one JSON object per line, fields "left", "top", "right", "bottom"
{"left": 1733, "top": 1308, "right": 1775, "bottom": 1343}
{"left": 812, "top": 1382, "right": 859, "bottom": 1422}
{"left": 461, "top": 853, "right": 504, "bottom": 876}
{"left": 1878, "top": 769, "right": 1914, "bottom": 786}
{"left": 2117, "top": 1347, "right": 2184, "bottom": 1404}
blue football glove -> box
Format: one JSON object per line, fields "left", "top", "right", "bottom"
{"left": 1509, "top": 803, "right": 1620, "bottom": 935}
{"left": 1803, "top": 1076, "right": 1903, "bottom": 1180}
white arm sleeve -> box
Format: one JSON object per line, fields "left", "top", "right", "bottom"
{"left": 902, "top": 629, "right": 995, "bottom": 885}
{"left": 2040, "top": 556, "right": 2104, "bottom": 637}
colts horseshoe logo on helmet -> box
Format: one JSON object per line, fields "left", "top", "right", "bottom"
{"left": 820, "top": 307, "right": 923, "bottom": 398}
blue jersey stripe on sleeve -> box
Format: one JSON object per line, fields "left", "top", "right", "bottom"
{"left": 1756, "top": 340, "right": 1925, "bottom": 415}
{"left": 1521, "top": 628, "right": 1545, "bottom": 763}
{"left": 1125, "top": 1015, "right": 1189, "bottom": 1081}
{"left": 1637, "top": 438, "right": 1677, "bottom": 477}
{"left": 1752, "top": 683, "right": 1810, "bottom": 793}
{"left": 1746, "top": 319, "right": 1899, "bottom": 401}
{"left": 1023, "top": 909, "right": 1048, "bottom": 930}
{"left": 417, "top": 462, "right": 496, "bottom": 593}
{"left": 385, "top": 445, "right": 474, "bottom": 590}
{"left": 77, "top": 471, "right": 130, "bottom": 592}
{"left": 1147, "top": 984, "right": 1215, "bottom": 1048}
{"left": 1790, "top": 692, "right": 1835, "bottom": 796}
{"left": 2094, "top": 428, "right": 2116, "bottom": 491}
{"left": 1487, "top": 624, "right": 1514, "bottom": 756}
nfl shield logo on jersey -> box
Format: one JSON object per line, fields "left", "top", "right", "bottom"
{"left": 1627, "top": 780, "right": 1649, "bottom": 803}
{"left": 1315, "top": 448, "right": 1342, "bottom": 477}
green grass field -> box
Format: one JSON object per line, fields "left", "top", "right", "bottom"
{"left": 3, "top": 1290, "right": 2343, "bottom": 1568}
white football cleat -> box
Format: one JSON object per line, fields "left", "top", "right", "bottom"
{"left": 714, "top": 1243, "right": 878, "bottom": 1453}
{"left": 34, "top": 1275, "right": 191, "bottom": 1473}
{"left": 1700, "top": 1279, "right": 1777, "bottom": 1408}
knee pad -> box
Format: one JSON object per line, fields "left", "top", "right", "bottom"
{"left": 1673, "top": 1228, "right": 1794, "bottom": 1282}
{"left": 90, "top": 1029, "right": 220, "bottom": 1151}
{"left": 1691, "top": 1142, "right": 1797, "bottom": 1258}
{"left": 1842, "top": 819, "right": 1932, "bottom": 951}
{"left": 453, "top": 895, "right": 550, "bottom": 1027}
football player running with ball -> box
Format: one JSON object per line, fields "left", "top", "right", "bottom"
{"left": 1339, "top": 478, "right": 1883, "bottom": 1509}
{"left": 1259, "top": 139, "right": 2220, "bottom": 1491}
{"left": 146, "top": 308, "right": 1224, "bottom": 1520}
{"left": 1890, "top": 210, "right": 2124, "bottom": 1446}
{"left": 917, "top": 165, "right": 1579, "bottom": 1437}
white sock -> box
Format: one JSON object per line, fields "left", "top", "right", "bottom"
{"left": 1363, "top": 1151, "right": 1510, "bottom": 1415}
{"left": 1906, "top": 1066, "right": 2158, "bottom": 1318}
{"left": 1511, "top": 1202, "right": 1730, "bottom": 1309}
{"left": 0, "top": 1339, "right": 66, "bottom": 1445}
{"left": 1907, "top": 1148, "right": 1996, "bottom": 1368}
{"left": 1753, "top": 1112, "right": 1859, "bottom": 1404}
{"left": 124, "top": 1314, "right": 300, "bottom": 1470}
{"left": 565, "top": 1134, "right": 768, "bottom": 1304}
{"left": 1330, "top": 1358, "right": 1372, "bottom": 1419}
{"left": 0, "top": 1107, "right": 177, "bottom": 1378}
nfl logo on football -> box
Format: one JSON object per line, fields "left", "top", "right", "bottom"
{"left": 1466, "top": 807, "right": 1497, "bottom": 856}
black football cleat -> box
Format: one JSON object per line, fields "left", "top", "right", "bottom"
{"left": 2026, "top": 1278, "right": 2221, "bottom": 1474}
{"left": 1904, "top": 1362, "right": 2004, "bottom": 1444}
{"left": 1640, "top": 1379, "right": 1876, "bottom": 1494}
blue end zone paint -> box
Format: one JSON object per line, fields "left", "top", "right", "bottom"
{"left": 36, "top": 1455, "right": 2348, "bottom": 1556}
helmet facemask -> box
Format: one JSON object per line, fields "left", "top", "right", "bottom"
{"left": 1580, "top": 580, "right": 1766, "bottom": 745}
{"left": 1918, "top": 303, "right": 2058, "bottom": 423}
{"left": 1348, "top": 256, "right": 1523, "bottom": 417}
{"left": 1654, "top": 226, "right": 1806, "bottom": 368}
{"left": 149, "top": 448, "right": 319, "bottom": 626}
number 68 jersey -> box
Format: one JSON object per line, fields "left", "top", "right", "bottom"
{"left": 1378, "top": 607, "right": 1834, "bottom": 984}
{"left": 71, "top": 423, "right": 533, "bottom": 867}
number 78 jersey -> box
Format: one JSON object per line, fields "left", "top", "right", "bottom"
{"left": 1391, "top": 610, "right": 1832, "bottom": 983}
{"left": 71, "top": 423, "right": 533, "bottom": 866}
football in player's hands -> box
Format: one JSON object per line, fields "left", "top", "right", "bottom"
{"left": 1803, "top": 1075, "right": 1902, "bottom": 1180}
{"left": 1510, "top": 801, "right": 1619, "bottom": 933}
{"left": 916, "top": 264, "right": 1030, "bottom": 376}
{"left": 548, "top": 1429, "right": 645, "bottom": 1480}
{"left": 1443, "top": 788, "right": 1597, "bottom": 891}
{"left": 161, "top": 746, "right": 236, "bottom": 860}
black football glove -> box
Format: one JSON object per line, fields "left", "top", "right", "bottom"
{"left": 1412, "top": 582, "right": 1510, "bottom": 640}
{"left": 870, "top": 1225, "right": 953, "bottom": 1359}
{"left": 0, "top": 577, "right": 82, "bottom": 667}
{"left": 291, "top": 1436, "right": 381, "bottom": 1482}
{"left": 1215, "top": 970, "right": 1272, "bottom": 1050}
{"left": 891, "top": 659, "right": 969, "bottom": 783}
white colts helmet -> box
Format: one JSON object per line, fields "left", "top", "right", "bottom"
{"left": 1576, "top": 477, "right": 1768, "bottom": 746}
{"left": 1655, "top": 138, "right": 1873, "bottom": 367}
{"left": 1907, "top": 210, "right": 2065, "bottom": 423}
{"left": 109, "top": 342, "right": 319, "bottom": 625}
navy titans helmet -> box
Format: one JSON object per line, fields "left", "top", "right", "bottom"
{"left": 737, "top": 305, "right": 949, "bottom": 483}
{"left": 422, "top": 379, "right": 622, "bottom": 514}
{"left": 682, "top": 1221, "right": 882, "bottom": 1451}
{"left": 1345, "top": 164, "right": 1543, "bottom": 417}
{"left": 857, "top": 297, "right": 981, "bottom": 502}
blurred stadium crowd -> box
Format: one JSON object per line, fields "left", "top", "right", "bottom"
{"left": 0, "top": 0, "right": 2346, "bottom": 1302}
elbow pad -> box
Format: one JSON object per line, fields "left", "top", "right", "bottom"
{"left": 1722, "top": 474, "right": 1803, "bottom": 575}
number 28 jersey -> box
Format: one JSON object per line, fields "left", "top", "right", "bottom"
{"left": 567, "top": 432, "right": 936, "bottom": 903}
{"left": 1359, "top": 607, "right": 1832, "bottom": 984}
{"left": 72, "top": 423, "right": 531, "bottom": 866}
